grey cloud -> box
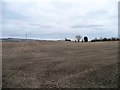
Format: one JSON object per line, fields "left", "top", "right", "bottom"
{"left": 70, "top": 10, "right": 108, "bottom": 20}
{"left": 51, "top": 2, "right": 73, "bottom": 9}
{"left": 2, "top": 1, "right": 118, "bottom": 39}
{"left": 87, "top": 10, "right": 108, "bottom": 16}
{"left": 93, "top": 27, "right": 106, "bottom": 30}
{"left": 85, "top": 10, "right": 109, "bottom": 19}
{"left": 71, "top": 25, "right": 103, "bottom": 28}
{"left": 29, "top": 24, "right": 53, "bottom": 28}
{"left": 2, "top": 2, "right": 27, "bottom": 20}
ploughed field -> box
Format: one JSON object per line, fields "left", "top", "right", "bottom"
{"left": 2, "top": 41, "right": 119, "bottom": 88}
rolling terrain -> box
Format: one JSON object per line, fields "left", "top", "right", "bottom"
{"left": 2, "top": 41, "right": 119, "bottom": 88}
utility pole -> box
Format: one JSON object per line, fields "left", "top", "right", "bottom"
{"left": 26, "top": 34, "right": 27, "bottom": 39}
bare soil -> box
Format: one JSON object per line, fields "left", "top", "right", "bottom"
{"left": 2, "top": 41, "right": 119, "bottom": 88}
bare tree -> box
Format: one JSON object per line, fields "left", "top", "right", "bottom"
{"left": 75, "top": 35, "right": 82, "bottom": 42}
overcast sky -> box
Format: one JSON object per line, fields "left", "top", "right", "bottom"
{"left": 1, "top": 0, "right": 119, "bottom": 40}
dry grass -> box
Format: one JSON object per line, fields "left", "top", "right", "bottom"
{"left": 2, "top": 41, "right": 119, "bottom": 88}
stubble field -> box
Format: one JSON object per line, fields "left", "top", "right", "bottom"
{"left": 2, "top": 41, "right": 119, "bottom": 88}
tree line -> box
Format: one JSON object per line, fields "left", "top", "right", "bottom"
{"left": 64, "top": 35, "right": 120, "bottom": 42}
{"left": 91, "top": 37, "right": 120, "bottom": 42}
{"left": 65, "top": 35, "right": 88, "bottom": 42}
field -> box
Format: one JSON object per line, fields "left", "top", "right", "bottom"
{"left": 2, "top": 41, "right": 119, "bottom": 88}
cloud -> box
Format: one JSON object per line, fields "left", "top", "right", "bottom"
{"left": 71, "top": 25, "right": 103, "bottom": 28}
{"left": 2, "top": 0, "right": 118, "bottom": 39}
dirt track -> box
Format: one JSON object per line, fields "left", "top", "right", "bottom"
{"left": 2, "top": 41, "right": 119, "bottom": 88}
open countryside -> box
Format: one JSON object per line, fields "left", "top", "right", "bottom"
{"left": 2, "top": 41, "right": 119, "bottom": 88}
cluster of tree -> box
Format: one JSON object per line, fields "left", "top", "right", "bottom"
{"left": 75, "top": 35, "right": 88, "bottom": 42}
{"left": 75, "top": 35, "right": 82, "bottom": 42}
{"left": 65, "top": 35, "right": 89, "bottom": 42}
{"left": 65, "top": 38, "right": 71, "bottom": 41}
{"left": 91, "top": 37, "right": 120, "bottom": 42}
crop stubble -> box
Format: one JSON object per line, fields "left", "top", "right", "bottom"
{"left": 2, "top": 41, "right": 119, "bottom": 88}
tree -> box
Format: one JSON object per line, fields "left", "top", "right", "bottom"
{"left": 65, "top": 38, "right": 71, "bottom": 41}
{"left": 103, "top": 38, "right": 108, "bottom": 41}
{"left": 75, "top": 35, "right": 82, "bottom": 42}
{"left": 84, "top": 36, "right": 88, "bottom": 42}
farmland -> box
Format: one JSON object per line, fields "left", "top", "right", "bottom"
{"left": 2, "top": 41, "right": 119, "bottom": 88}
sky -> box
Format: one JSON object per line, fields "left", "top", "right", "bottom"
{"left": 1, "top": 0, "right": 119, "bottom": 40}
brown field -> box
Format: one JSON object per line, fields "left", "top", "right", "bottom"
{"left": 2, "top": 41, "right": 119, "bottom": 88}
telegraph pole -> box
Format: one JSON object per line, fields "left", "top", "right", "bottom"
{"left": 26, "top": 34, "right": 27, "bottom": 39}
